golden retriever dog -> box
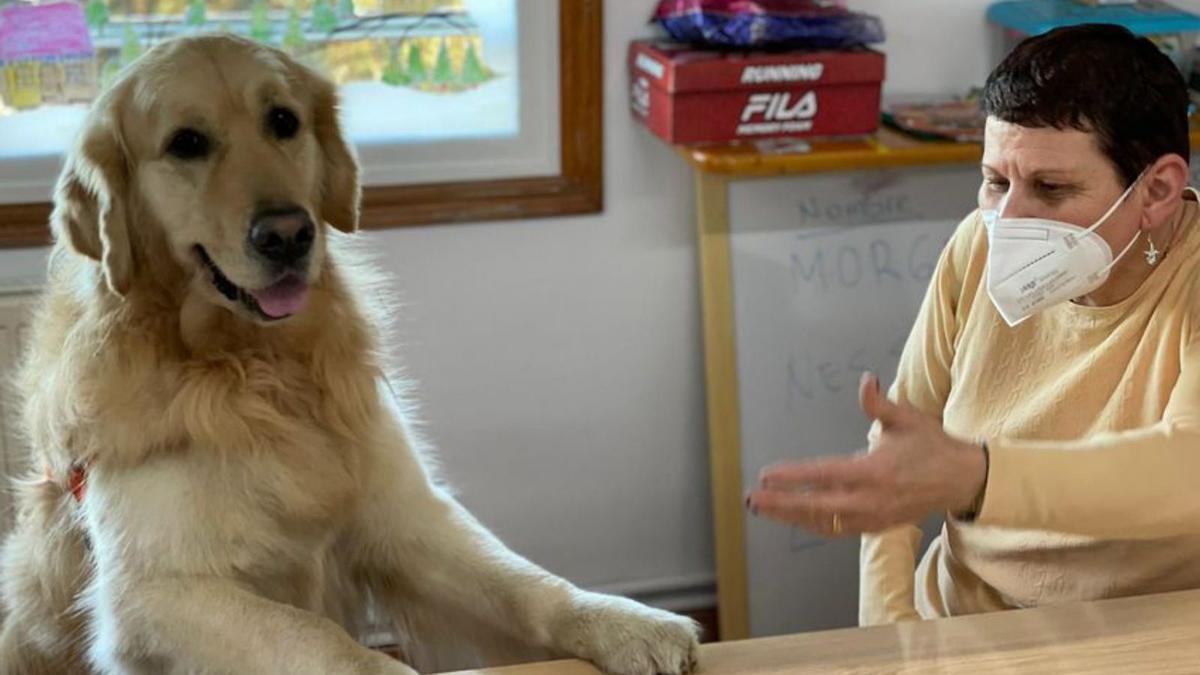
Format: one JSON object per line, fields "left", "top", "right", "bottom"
{"left": 0, "top": 34, "right": 700, "bottom": 675}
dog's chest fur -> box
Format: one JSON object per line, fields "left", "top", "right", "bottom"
{"left": 22, "top": 267, "right": 386, "bottom": 614}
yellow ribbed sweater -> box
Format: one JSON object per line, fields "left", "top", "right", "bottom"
{"left": 860, "top": 195, "right": 1200, "bottom": 624}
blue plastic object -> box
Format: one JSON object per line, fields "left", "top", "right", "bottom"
{"left": 987, "top": 0, "right": 1200, "bottom": 37}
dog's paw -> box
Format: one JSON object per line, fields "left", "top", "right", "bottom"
{"left": 556, "top": 593, "right": 701, "bottom": 675}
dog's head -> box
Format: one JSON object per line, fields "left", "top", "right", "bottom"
{"left": 51, "top": 34, "right": 360, "bottom": 323}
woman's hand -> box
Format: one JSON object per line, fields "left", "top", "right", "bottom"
{"left": 745, "top": 372, "right": 987, "bottom": 536}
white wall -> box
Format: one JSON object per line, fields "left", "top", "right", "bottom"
{"left": 369, "top": 3, "right": 713, "bottom": 598}
{"left": 0, "top": 249, "right": 46, "bottom": 290}
{"left": 858, "top": 0, "right": 1200, "bottom": 96}
{"left": 0, "top": 3, "right": 1106, "bottom": 606}
{"left": 855, "top": 0, "right": 1002, "bottom": 97}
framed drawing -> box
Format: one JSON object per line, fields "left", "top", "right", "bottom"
{"left": 0, "top": 0, "right": 602, "bottom": 247}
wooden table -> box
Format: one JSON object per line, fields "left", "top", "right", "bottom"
{"left": 439, "top": 589, "right": 1200, "bottom": 674}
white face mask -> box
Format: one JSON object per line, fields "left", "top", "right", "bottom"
{"left": 982, "top": 172, "right": 1145, "bottom": 327}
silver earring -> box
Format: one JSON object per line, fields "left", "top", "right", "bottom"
{"left": 1145, "top": 235, "right": 1161, "bottom": 266}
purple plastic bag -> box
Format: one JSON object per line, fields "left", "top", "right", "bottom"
{"left": 653, "top": 0, "right": 885, "bottom": 49}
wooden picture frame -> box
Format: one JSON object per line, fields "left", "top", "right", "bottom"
{"left": 0, "top": 0, "right": 603, "bottom": 249}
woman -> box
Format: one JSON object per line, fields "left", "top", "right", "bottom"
{"left": 746, "top": 23, "right": 1200, "bottom": 624}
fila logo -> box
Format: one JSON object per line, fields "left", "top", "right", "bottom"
{"left": 740, "top": 91, "right": 818, "bottom": 122}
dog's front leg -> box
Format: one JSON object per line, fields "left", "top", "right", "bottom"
{"left": 353, "top": 406, "right": 700, "bottom": 675}
{"left": 88, "top": 576, "right": 418, "bottom": 675}
{"left": 80, "top": 455, "right": 418, "bottom": 675}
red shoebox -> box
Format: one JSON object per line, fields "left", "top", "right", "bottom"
{"left": 628, "top": 40, "right": 886, "bottom": 145}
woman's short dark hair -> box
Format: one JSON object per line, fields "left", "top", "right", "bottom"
{"left": 982, "top": 23, "right": 1190, "bottom": 186}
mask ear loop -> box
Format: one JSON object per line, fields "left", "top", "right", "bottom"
{"left": 1082, "top": 169, "right": 1151, "bottom": 282}
{"left": 1079, "top": 168, "right": 1149, "bottom": 237}
{"left": 1086, "top": 229, "right": 1142, "bottom": 283}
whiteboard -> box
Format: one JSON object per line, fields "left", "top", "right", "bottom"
{"left": 727, "top": 165, "right": 981, "bottom": 636}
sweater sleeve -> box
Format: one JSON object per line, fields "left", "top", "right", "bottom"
{"left": 859, "top": 213, "right": 979, "bottom": 625}
{"left": 979, "top": 306, "right": 1200, "bottom": 539}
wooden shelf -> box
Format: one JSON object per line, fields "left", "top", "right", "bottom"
{"left": 682, "top": 125, "right": 1200, "bottom": 178}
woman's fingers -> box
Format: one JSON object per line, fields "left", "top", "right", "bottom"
{"left": 758, "top": 456, "right": 874, "bottom": 492}
{"left": 750, "top": 452, "right": 908, "bottom": 535}
{"left": 745, "top": 488, "right": 875, "bottom": 537}
{"left": 858, "top": 371, "right": 914, "bottom": 429}
{"left": 858, "top": 370, "right": 880, "bottom": 417}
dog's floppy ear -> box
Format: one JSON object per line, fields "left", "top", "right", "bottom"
{"left": 51, "top": 97, "right": 134, "bottom": 296}
{"left": 300, "top": 65, "right": 361, "bottom": 234}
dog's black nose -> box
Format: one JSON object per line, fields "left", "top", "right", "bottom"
{"left": 248, "top": 207, "right": 315, "bottom": 266}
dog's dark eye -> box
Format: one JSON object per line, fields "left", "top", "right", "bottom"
{"left": 165, "top": 128, "right": 209, "bottom": 160}
{"left": 267, "top": 106, "right": 300, "bottom": 140}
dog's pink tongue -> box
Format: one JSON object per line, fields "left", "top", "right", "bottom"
{"left": 250, "top": 276, "right": 310, "bottom": 319}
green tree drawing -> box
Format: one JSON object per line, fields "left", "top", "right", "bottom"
{"left": 185, "top": 0, "right": 206, "bottom": 27}
{"left": 250, "top": 0, "right": 272, "bottom": 42}
{"left": 336, "top": 0, "right": 355, "bottom": 20}
{"left": 120, "top": 23, "right": 142, "bottom": 66}
{"left": 311, "top": 0, "right": 338, "bottom": 33}
{"left": 85, "top": 0, "right": 109, "bottom": 32}
{"left": 432, "top": 39, "right": 453, "bottom": 86}
{"left": 381, "top": 45, "right": 408, "bottom": 86}
{"left": 461, "top": 42, "right": 487, "bottom": 86}
{"left": 283, "top": 4, "right": 306, "bottom": 51}
{"left": 406, "top": 42, "right": 427, "bottom": 83}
